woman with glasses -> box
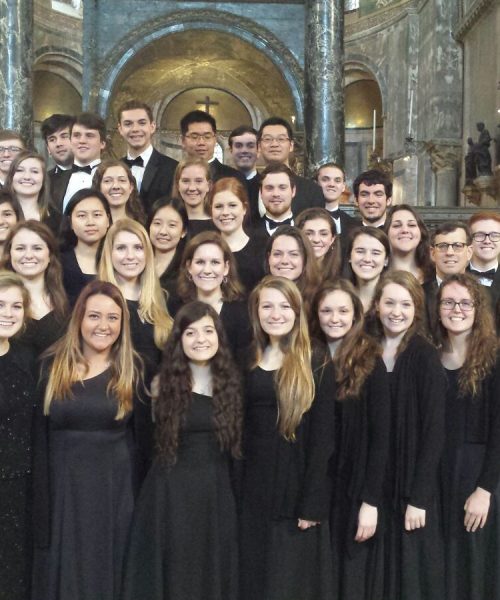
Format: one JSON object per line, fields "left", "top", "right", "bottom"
{"left": 437, "top": 273, "right": 500, "bottom": 600}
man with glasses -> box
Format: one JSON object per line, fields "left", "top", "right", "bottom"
{"left": 180, "top": 110, "right": 244, "bottom": 184}
{"left": 467, "top": 212, "right": 500, "bottom": 307}
{"left": 425, "top": 222, "right": 473, "bottom": 336}
{"left": 0, "top": 130, "right": 26, "bottom": 187}
{"left": 253, "top": 117, "right": 323, "bottom": 221}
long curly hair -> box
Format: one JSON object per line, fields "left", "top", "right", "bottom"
{"left": 155, "top": 301, "right": 243, "bottom": 466}
{"left": 249, "top": 275, "right": 315, "bottom": 440}
{"left": 312, "top": 279, "right": 380, "bottom": 400}
{"left": 436, "top": 273, "right": 497, "bottom": 397}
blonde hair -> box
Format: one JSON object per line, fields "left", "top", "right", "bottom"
{"left": 98, "top": 218, "right": 172, "bottom": 348}
{"left": 172, "top": 157, "right": 212, "bottom": 214}
{"left": 0, "top": 270, "right": 31, "bottom": 324}
{"left": 249, "top": 275, "right": 315, "bottom": 439}
{"left": 43, "top": 281, "right": 138, "bottom": 419}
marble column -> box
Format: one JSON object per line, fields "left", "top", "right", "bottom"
{"left": 0, "top": 0, "right": 34, "bottom": 145}
{"left": 427, "top": 142, "right": 461, "bottom": 207}
{"left": 304, "top": 0, "right": 345, "bottom": 176}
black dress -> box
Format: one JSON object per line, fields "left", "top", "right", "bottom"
{"left": 18, "top": 310, "right": 67, "bottom": 357}
{"left": 0, "top": 343, "right": 37, "bottom": 600}
{"left": 127, "top": 299, "right": 162, "bottom": 370}
{"left": 219, "top": 300, "right": 252, "bottom": 368}
{"left": 232, "top": 232, "right": 267, "bottom": 294}
{"left": 122, "top": 393, "right": 239, "bottom": 600}
{"left": 330, "top": 358, "right": 390, "bottom": 600}
{"left": 442, "top": 360, "right": 500, "bottom": 600}
{"left": 32, "top": 370, "right": 137, "bottom": 600}
{"left": 239, "top": 361, "right": 335, "bottom": 600}
{"left": 60, "top": 248, "right": 95, "bottom": 307}
{"left": 186, "top": 219, "right": 217, "bottom": 237}
{"left": 384, "top": 335, "right": 446, "bottom": 600}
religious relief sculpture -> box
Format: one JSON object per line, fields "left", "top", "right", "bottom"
{"left": 473, "top": 122, "right": 493, "bottom": 176}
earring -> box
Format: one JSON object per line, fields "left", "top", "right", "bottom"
{"left": 223, "top": 276, "right": 228, "bottom": 284}
{"left": 187, "top": 273, "right": 193, "bottom": 281}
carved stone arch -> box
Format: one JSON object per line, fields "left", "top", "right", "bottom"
{"left": 34, "top": 46, "right": 83, "bottom": 95}
{"left": 344, "top": 54, "right": 387, "bottom": 114}
{"left": 93, "top": 9, "right": 304, "bottom": 126}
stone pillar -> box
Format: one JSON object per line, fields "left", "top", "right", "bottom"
{"left": 304, "top": 0, "right": 345, "bottom": 176}
{"left": 0, "top": 0, "right": 34, "bottom": 145}
{"left": 427, "top": 142, "right": 461, "bottom": 207}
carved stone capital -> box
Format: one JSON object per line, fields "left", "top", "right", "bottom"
{"left": 426, "top": 143, "right": 461, "bottom": 174}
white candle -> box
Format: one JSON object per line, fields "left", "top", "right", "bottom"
{"left": 408, "top": 90, "right": 413, "bottom": 136}
{"left": 372, "top": 109, "right": 376, "bottom": 151}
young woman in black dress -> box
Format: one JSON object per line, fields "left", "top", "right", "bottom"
{"left": 1, "top": 221, "right": 68, "bottom": 355}
{"left": 98, "top": 218, "right": 172, "bottom": 369}
{"left": 0, "top": 189, "right": 21, "bottom": 255}
{"left": 59, "top": 188, "right": 111, "bottom": 306}
{"left": 172, "top": 157, "right": 216, "bottom": 236}
{"left": 265, "top": 225, "right": 321, "bottom": 315}
{"left": 296, "top": 207, "right": 342, "bottom": 281}
{"left": 371, "top": 270, "right": 446, "bottom": 600}
{"left": 347, "top": 226, "right": 390, "bottom": 312}
{"left": 436, "top": 273, "right": 500, "bottom": 599}
{"left": 122, "top": 301, "right": 243, "bottom": 600}
{"left": 240, "top": 275, "right": 335, "bottom": 600}
{"left": 0, "top": 271, "right": 37, "bottom": 600}
{"left": 312, "top": 279, "right": 390, "bottom": 600}
{"left": 32, "top": 280, "right": 145, "bottom": 600}
{"left": 148, "top": 196, "right": 188, "bottom": 297}
{"left": 92, "top": 159, "right": 146, "bottom": 225}
{"left": 209, "top": 176, "right": 266, "bottom": 293}
{"left": 177, "top": 231, "right": 251, "bottom": 364}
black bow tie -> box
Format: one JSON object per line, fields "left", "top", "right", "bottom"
{"left": 469, "top": 267, "right": 496, "bottom": 279}
{"left": 72, "top": 164, "right": 92, "bottom": 175}
{"left": 328, "top": 209, "right": 341, "bottom": 219}
{"left": 124, "top": 156, "right": 144, "bottom": 168}
{"left": 265, "top": 215, "right": 293, "bottom": 230}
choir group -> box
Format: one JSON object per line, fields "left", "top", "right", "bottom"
{"left": 1, "top": 100, "right": 500, "bottom": 600}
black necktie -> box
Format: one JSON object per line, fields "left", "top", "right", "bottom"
{"left": 124, "top": 156, "right": 144, "bottom": 168}
{"left": 265, "top": 215, "right": 293, "bottom": 230}
{"left": 469, "top": 267, "right": 496, "bottom": 280}
{"left": 72, "top": 164, "right": 92, "bottom": 175}
{"left": 328, "top": 209, "right": 341, "bottom": 219}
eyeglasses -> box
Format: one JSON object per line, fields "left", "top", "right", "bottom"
{"left": 260, "top": 136, "right": 290, "bottom": 145}
{"left": 472, "top": 232, "right": 500, "bottom": 243}
{"left": 184, "top": 133, "right": 215, "bottom": 142}
{"left": 433, "top": 242, "right": 468, "bottom": 253}
{"left": 0, "top": 146, "right": 22, "bottom": 154}
{"left": 439, "top": 299, "right": 475, "bottom": 312}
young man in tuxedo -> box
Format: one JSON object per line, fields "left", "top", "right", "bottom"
{"left": 353, "top": 169, "right": 392, "bottom": 228}
{"left": 256, "top": 163, "right": 296, "bottom": 236}
{"left": 228, "top": 125, "right": 260, "bottom": 222}
{"left": 53, "top": 113, "right": 107, "bottom": 212}
{"left": 467, "top": 211, "right": 500, "bottom": 308}
{"left": 180, "top": 110, "right": 244, "bottom": 184}
{"left": 316, "top": 162, "right": 360, "bottom": 236}
{"left": 0, "top": 130, "right": 25, "bottom": 188}
{"left": 41, "top": 114, "right": 75, "bottom": 207}
{"left": 255, "top": 117, "right": 323, "bottom": 220}
{"left": 118, "top": 100, "right": 178, "bottom": 214}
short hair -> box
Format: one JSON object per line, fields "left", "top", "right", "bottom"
{"left": 315, "top": 162, "right": 345, "bottom": 181}
{"left": 0, "top": 190, "right": 22, "bottom": 222}
{"left": 147, "top": 196, "right": 189, "bottom": 235}
{"left": 258, "top": 117, "right": 294, "bottom": 142}
{"left": 468, "top": 211, "right": 500, "bottom": 228}
{"left": 180, "top": 110, "right": 216, "bottom": 136}
{"left": 259, "top": 162, "right": 296, "bottom": 188}
{"left": 60, "top": 188, "right": 112, "bottom": 251}
{"left": 71, "top": 112, "right": 107, "bottom": 142}
{"left": 117, "top": 100, "right": 154, "bottom": 123}
{"left": 0, "top": 130, "right": 26, "bottom": 147}
{"left": 353, "top": 169, "right": 392, "bottom": 198}
{"left": 40, "top": 114, "right": 76, "bottom": 142}
{"left": 228, "top": 125, "right": 258, "bottom": 148}
{"left": 431, "top": 221, "right": 472, "bottom": 246}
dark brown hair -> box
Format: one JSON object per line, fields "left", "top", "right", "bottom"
{"left": 296, "top": 208, "right": 341, "bottom": 281}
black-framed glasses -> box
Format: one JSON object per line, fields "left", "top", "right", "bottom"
{"left": 472, "top": 232, "right": 500, "bottom": 243}
{"left": 184, "top": 133, "right": 215, "bottom": 142}
{"left": 439, "top": 299, "right": 475, "bottom": 312}
{"left": 433, "top": 242, "right": 468, "bottom": 253}
{"left": 0, "top": 146, "right": 22, "bottom": 154}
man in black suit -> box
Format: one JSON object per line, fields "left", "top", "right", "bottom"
{"left": 228, "top": 125, "right": 260, "bottom": 222}
{"left": 467, "top": 212, "right": 500, "bottom": 309}
{"left": 180, "top": 110, "right": 244, "bottom": 184}
{"left": 52, "top": 112, "right": 107, "bottom": 212}
{"left": 353, "top": 169, "right": 393, "bottom": 229}
{"left": 255, "top": 117, "right": 323, "bottom": 221}
{"left": 41, "top": 114, "right": 75, "bottom": 208}
{"left": 255, "top": 163, "right": 296, "bottom": 236}
{"left": 118, "top": 100, "right": 178, "bottom": 215}
{"left": 315, "top": 162, "right": 360, "bottom": 237}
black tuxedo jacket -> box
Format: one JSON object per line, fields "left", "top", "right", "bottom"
{"left": 49, "top": 169, "right": 72, "bottom": 213}
{"left": 467, "top": 265, "right": 500, "bottom": 310}
{"left": 122, "top": 148, "right": 178, "bottom": 216}
{"left": 209, "top": 158, "right": 246, "bottom": 185}
{"left": 423, "top": 278, "right": 439, "bottom": 340}
{"left": 336, "top": 210, "right": 361, "bottom": 238}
